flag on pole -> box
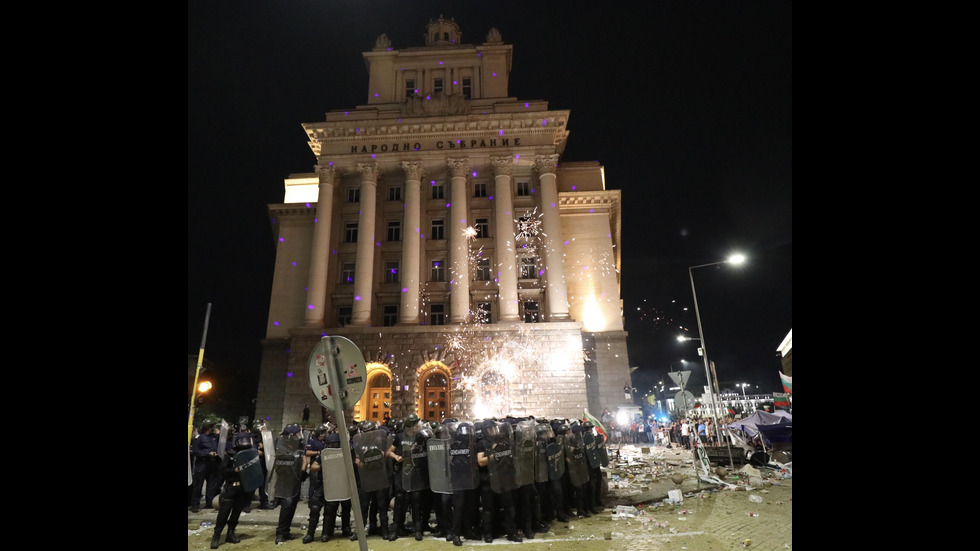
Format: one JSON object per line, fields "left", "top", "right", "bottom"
{"left": 773, "top": 392, "right": 790, "bottom": 407}
{"left": 583, "top": 408, "right": 608, "bottom": 439}
{"left": 779, "top": 372, "right": 792, "bottom": 394}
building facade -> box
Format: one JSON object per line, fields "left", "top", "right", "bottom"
{"left": 255, "top": 17, "right": 632, "bottom": 431}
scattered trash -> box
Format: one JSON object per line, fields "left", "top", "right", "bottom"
{"left": 746, "top": 512, "right": 759, "bottom": 517}
{"left": 668, "top": 489, "right": 684, "bottom": 503}
{"left": 742, "top": 538, "right": 752, "bottom": 547}
{"left": 200, "top": 521, "right": 213, "bottom": 528}
{"left": 615, "top": 505, "right": 639, "bottom": 518}
{"left": 748, "top": 495, "right": 764, "bottom": 503}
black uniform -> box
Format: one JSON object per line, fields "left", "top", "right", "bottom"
{"left": 477, "top": 420, "right": 522, "bottom": 543}
{"left": 209, "top": 433, "right": 253, "bottom": 549}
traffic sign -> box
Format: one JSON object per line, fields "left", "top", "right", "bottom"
{"left": 308, "top": 336, "right": 367, "bottom": 411}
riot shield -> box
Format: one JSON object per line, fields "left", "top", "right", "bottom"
{"left": 583, "top": 428, "right": 600, "bottom": 469}
{"left": 546, "top": 440, "right": 565, "bottom": 480}
{"left": 320, "top": 447, "right": 352, "bottom": 501}
{"left": 565, "top": 431, "right": 589, "bottom": 488}
{"left": 269, "top": 436, "right": 304, "bottom": 498}
{"left": 449, "top": 423, "right": 478, "bottom": 491}
{"left": 217, "top": 419, "right": 230, "bottom": 460}
{"left": 402, "top": 424, "right": 430, "bottom": 492}
{"left": 513, "top": 420, "right": 537, "bottom": 488}
{"left": 598, "top": 433, "right": 609, "bottom": 467}
{"left": 534, "top": 423, "right": 554, "bottom": 484}
{"left": 427, "top": 438, "right": 451, "bottom": 494}
{"left": 353, "top": 429, "right": 389, "bottom": 492}
{"left": 261, "top": 430, "right": 275, "bottom": 473}
{"left": 235, "top": 448, "right": 265, "bottom": 493}
{"left": 487, "top": 421, "right": 517, "bottom": 494}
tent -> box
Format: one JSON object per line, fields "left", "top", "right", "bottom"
{"left": 728, "top": 411, "right": 791, "bottom": 437}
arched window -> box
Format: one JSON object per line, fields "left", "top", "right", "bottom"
{"left": 360, "top": 372, "right": 391, "bottom": 422}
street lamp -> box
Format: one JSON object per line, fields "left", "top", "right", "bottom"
{"left": 738, "top": 382, "right": 749, "bottom": 399}
{"left": 682, "top": 253, "right": 745, "bottom": 468}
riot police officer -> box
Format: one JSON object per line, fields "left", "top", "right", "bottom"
{"left": 271, "top": 423, "right": 309, "bottom": 544}
{"left": 191, "top": 416, "right": 223, "bottom": 513}
{"left": 210, "top": 432, "right": 255, "bottom": 548}
{"left": 352, "top": 420, "right": 392, "bottom": 540}
{"left": 448, "top": 421, "right": 481, "bottom": 546}
{"left": 476, "top": 419, "right": 522, "bottom": 543}
{"left": 317, "top": 432, "right": 353, "bottom": 541}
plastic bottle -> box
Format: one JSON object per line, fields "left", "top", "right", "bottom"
{"left": 615, "top": 505, "right": 638, "bottom": 517}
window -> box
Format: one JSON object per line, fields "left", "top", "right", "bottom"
{"left": 429, "top": 303, "right": 445, "bottom": 325}
{"left": 462, "top": 78, "right": 472, "bottom": 99}
{"left": 341, "top": 262, "right": 355, "bottom": 285}
{"left": 344, "top": 222, "right": 358, "bottom": 243}
{"left": 431, "top": 180, "right": 445, "bottom": 199}
{"left": 473, "top": 181, "right": 487, "bottom": 198}
{"left": 384, "top": 260, "right": 399, "bottom": 284}
{"left": 347, "top": 186, "right": 360, "bottom": 203}
{"left": 516, "top": 181, "right": 530, "bottom": 196}
{"left": 430, "top": 260, "right": 446, "bottom": 282}
{"left": 387, "top": 221, "right": 401, "bottom": 242}
{"left": 434, "top": 78, "right": 444, "bottom": 94}
{"left": 475, "top": 257, "right": 491, "bottom": 281}
{"left": 383, "top": 305, "right": 398, "bottom": 326}
{"left": 338, "top": 306, "right": 352, "bottom": 327}
{"left": 430, "top": 219, "right": 445, "bottom": 240}
{"left": 388, "top": 185, "right": 402, "bottom": 202}
{"left": 475, "top": 217, "right": 489, "bottom": 238}
{"left": 476, "top": 302, "right": 492, "bottom": 324}
{"left": 405, "top": 78, "right": 416, "bottom": 98}
{"left": 520, "top": 257, "right": 537, "bottom": 279}
{"left": 522, "top": 301, "right": 540, "bottom": 323}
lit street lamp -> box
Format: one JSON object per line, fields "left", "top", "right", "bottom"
{"left": 738, "top": 382, "right": 749, "bottom": 399}
{"left": 682, "top": 253, "right": 745, "bottom": 467}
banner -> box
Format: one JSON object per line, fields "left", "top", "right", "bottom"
{"left": 779, "top": 372, "right": 792, "bottom": 394}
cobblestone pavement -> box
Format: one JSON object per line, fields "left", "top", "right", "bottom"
{"left": 189, "top": 443, "right": 791, "bottom": 550}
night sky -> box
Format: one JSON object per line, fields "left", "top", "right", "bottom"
{"left": 188, "top": 1, "right": 792, "bottom": 420}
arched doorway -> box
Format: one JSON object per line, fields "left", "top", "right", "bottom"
{"left": 354, "top": 363, "right": 392, "bottom": 423}
{"left": 418, "top": 363, "right": 451, "bottom": 422}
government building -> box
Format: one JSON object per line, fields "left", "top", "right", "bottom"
{"left": 255, "top": 17, "right": 633, "bottom": 431}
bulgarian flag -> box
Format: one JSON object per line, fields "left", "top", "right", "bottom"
{"left": 583, "top": 408, "right": 608, "bottom": 439}
{"left": 773, "top": 392, "right": 791, "bottom": 407}
{"left": 779, "top": 371, "right": 792, "bottom": 394}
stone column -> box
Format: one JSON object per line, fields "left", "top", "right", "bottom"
{"left": 447, "top": 157, "right": 470, "bottom": 324}
{"left": 398, "top": 161, "right": 424, "bottom": 325}
{"left": 304, "top": 164, "right": 336, "bottom": 326}
{"left": 534, "top": 154, "right": 570, "bottom": 320}
{"left": 491, "top": 156, "right": 520, "bottom": 322}
{"left": 350, "top": 163, "right": 379, "bottom": 326}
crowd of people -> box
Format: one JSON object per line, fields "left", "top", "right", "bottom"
{"left": 599, "top": 410, "right": 736, "bottom": 450}
{"left": 189, "top": 414, "right": 611, "bottom": 548}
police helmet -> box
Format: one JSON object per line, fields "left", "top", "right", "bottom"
{"left": 282, "top": 423, "right": 302, "bottom": 437}
{"left": 404, "top": 413, "right": 420, "bottom": 426}
{"left": 315, "top": 423, "right": 331, "bottom": 437}
{"left": 582, "top": 420, "right": 594, "bottom": 430}
{"left": 325, "top": 433, "right": 341, "bottom": 448}
{"left": 556, "top": 423, "right": 570, "bottom": 435}
{"left": 233, "top": 432, "right": 253, "bottom": 450}
{"left": 251, "top": 420, "right": 265, "bottom": 436}
{"left": 361, "top": 420, "right": 378, "bottom": 432}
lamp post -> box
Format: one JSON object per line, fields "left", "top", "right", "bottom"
{"left": 739, "top": 383, "right": 748, "bottom": 399}
{"left": 683, "top": 253, "right": 744, "bottom": 468}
